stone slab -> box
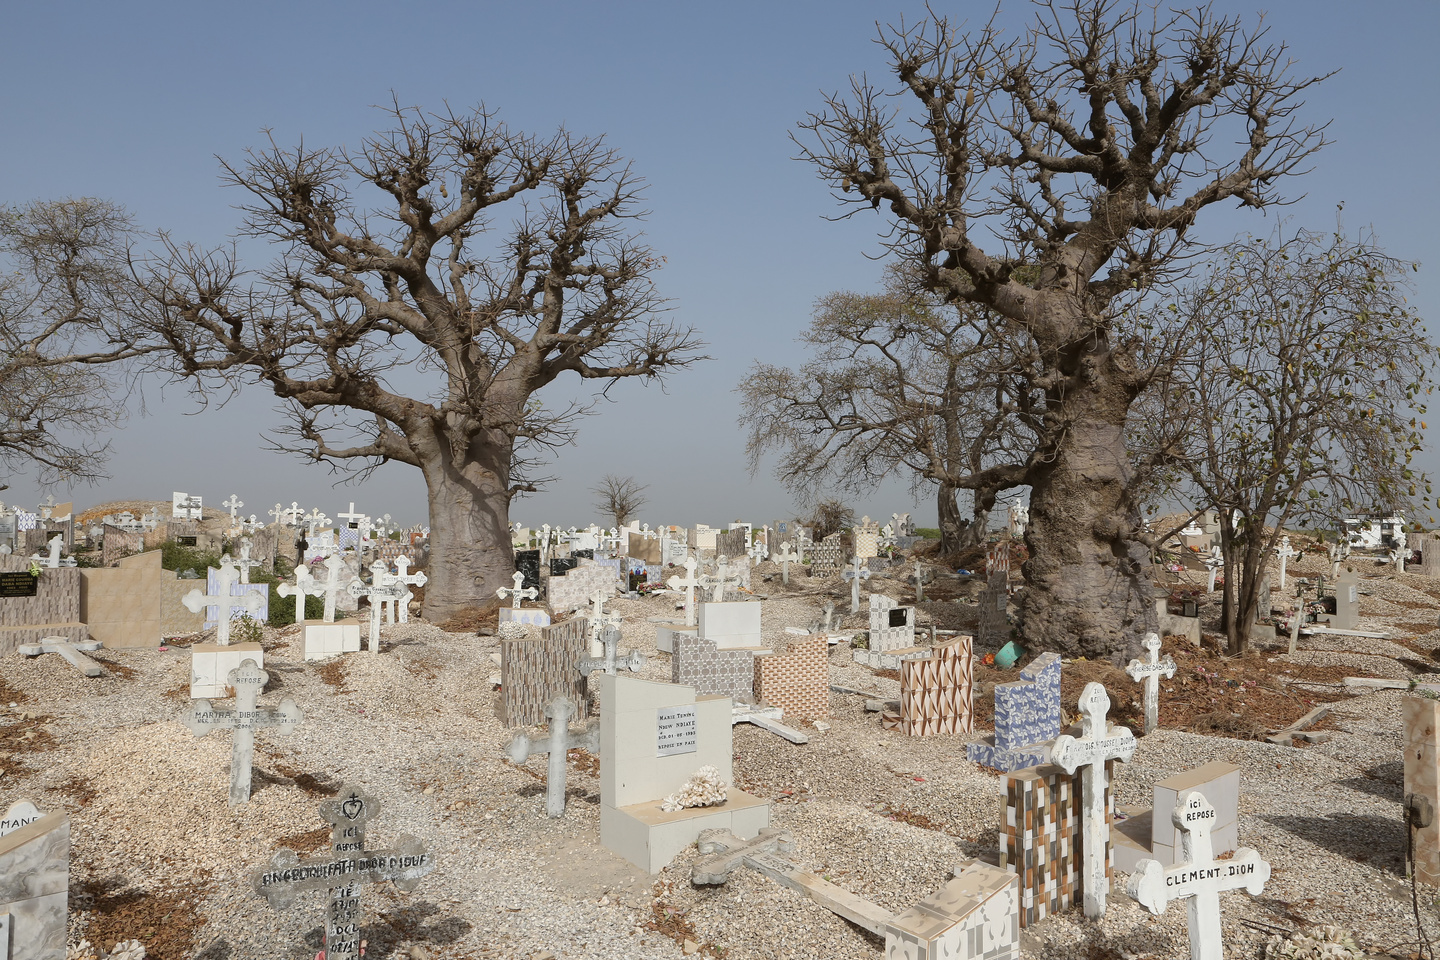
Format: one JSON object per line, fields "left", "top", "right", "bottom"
{"left": 190, "top": 642, "right": 265, "bottom": 698}
{"left": 303, "top": 619, "right": 362, "bottom": 660}
{"left": 0, "top": 811, "right": 67, "bottom": 960}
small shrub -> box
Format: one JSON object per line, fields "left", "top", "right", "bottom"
{"left": 268, "top": 589, "right": 324, "bottom": 627}
{"left": 232, "top": 615, "right": 265, "bottom": 645}
{"left": 161, "top": 542, "right": 221, "bottom": 573}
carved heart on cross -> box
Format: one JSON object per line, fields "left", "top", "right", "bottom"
{"left": 341, "top": 796, "right": 364, "bottom": 821}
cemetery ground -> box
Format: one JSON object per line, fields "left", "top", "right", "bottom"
{"left": 6, "top": 540, "right": 1440, "bottom": 959}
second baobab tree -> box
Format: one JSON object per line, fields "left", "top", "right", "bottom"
{"left": 797, "top": 1, "right": 1332, "bottom": 660}
{"left": 136, "top": 104, "right": 703, "bottom": 619}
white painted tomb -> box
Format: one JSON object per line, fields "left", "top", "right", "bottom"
{"left": 599, "top": 674, "right": 770, "bottom": 873}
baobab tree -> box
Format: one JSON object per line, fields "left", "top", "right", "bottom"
{"left": 797, "top": 1, "right": 1331, "bottom": 660}
{"left": 137, "top": 104, "right": 703, "bottom": 618}
{"left": 738, "top": 269, "right": 1035, "bottom": 554}
{"left": 0, "top": 199, "right": 148, "bottom": 487}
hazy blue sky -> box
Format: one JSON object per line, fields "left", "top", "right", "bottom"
{"left": 3, "top": 1, "right": 1436, "bottom": 530}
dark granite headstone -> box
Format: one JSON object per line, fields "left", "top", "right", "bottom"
{"left": 549, "top": 557, "right": 578, "bottom": 577}
{"left": 573, "top": 549, "right": 595, "bottom": 561}
{"left": 515, "top": 549, "right": 541, "bottom": 592}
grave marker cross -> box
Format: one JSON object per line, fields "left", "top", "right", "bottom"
{"left": 1203, "top": 546, "right": 1224, "bottom": 593}
{"left": 320, "top": 553, "right": 356, "bottom": 624}
{"left": 252, "top": 784, "right": 434, "bottom": 960}
{"left": 841, "top": 556, "right": 873, "bottom": 614}
{"left": 699, "top": 556, "right": 741, "bottom": 603}
{"left": 269, "top": 503, "right": 285, "bottom": 525}
{"left": 496, "top": 570, "right": 539, "bottom": 609}
{"left": 1127, "top": 791, "right": 1271, "bottom": 960}
{"left": 387, "top": 556, "right": 427, "bottom": 623}
{"left": 223, "top": 494, "right": 244, "bottom": 519}
{"left": 667, "top": 556, "right": 701, "bottom": 625}
{"left": 182, "top": 558, "right": 264, "bottom": 645}
{"left": 504, "top": 696, "right": 600, "bottom": 817}
{"left": 179, "top": 659, "right": 302, "bottom": 804}
{"left": 347, "top": 559, "right": 408, "bottom": 652}
{"left": 577, "top": 625, "right": 646, "bottom": 678}
{"left": 234, "top": 536, "right": 262, "bottom": 584}
{"left": 277, "top": 564, "right": 326, "bottom": 626}
{"left": 337, "top": 501, "right": 365, "bottom": 530}
{"left": 1125, "top": 632, "right": 1176, "bottom": 736}
{"left": 775, "top": 541, "right": 797, "bottom": 585}
{"left": 1275, "top": 536, "right": 1298, "bottom": 589}
{"left": 1050, "top": 682, "right": 1137, "bottom": 919}
{"left": 18, "top": 636, "right": 105, "bottom": 677}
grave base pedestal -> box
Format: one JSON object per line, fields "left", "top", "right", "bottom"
{"left": 302, "top": 619, "right": 362, "bottom": 661}
{"left": 499, "top": 607, "right": 552, "bottom": 627}
{"left": 853, "top": 646, "right": 931, "bottom": 671}
{"left": 601, "top": 788, "right": 770, "bottom": 874}
{"left": 967, "top": 736, "right": 1050, "bottom": 773}
{"left": 656, "top": 625, "right": 698, "bottom": 654}
{"left": 190, "top": 642, "right": 265, "bottom": 698}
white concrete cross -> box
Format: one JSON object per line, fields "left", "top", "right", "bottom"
{"left": 1328, "top": 540, "right": 1351, "bottom": 578}
{"left": 1274, "top": 536, "right": 1298, "bottom": 590}
{"left": 1050, "top": 682, "right": 1137, "bottom": 919}
{"left": 252, "top": 785, "right": 433, "bottom": 960}
{"left": 914, "top": 558, "right": 925, "bottom": 602}
{"left": 1127, "top": 791, "right": 1271, "bottom": 960}
{"left": 319, "top": 553, "right": 356, "bottom": 624}
{"left": 223, "top": 494, "right": 244, "bottom": 519}
{"left": 285, "top": 501, "right": 304, "bottom": 526}
{"left": 841, "top": 556, "right": 873, "bottom": 614}
{"left": 43, "top": 534, "right": 63, "bottom": 569}
{"left": 18, "top": 636, "right": 105, "bottom": 677}
{"left": 387, "top": 556, "right": 427, "bottom": 623}
{"left": 234, "top": 536, "right": 262, "bottom": 584}
{"left": 504, "top": 696, "right": 600, "bottom": 818}
{"left": 277, "top": 564, "right": 326, "bottom": 626}
{"left": 775, "top": 541, "right": 797, "bottom": 585}
{"left": 496, "top": 570, "right": 539, "bottom": 609}
{"left": 1392, "top": 529, "right": 1409, "bottom": 574}
{"left": 667, "top": 556, "right": 701, "bottom": 625}
{"left": 577, "top": 624, "right": 646, "bottom": 678}
{"left": 337, "top": 501, "right": 365, "bottom": 530}
{"left": 269, "top": 503, "right": 285, "bottom": 525}
{"left": 587, "top": 590, "right": 624, "bottom": 655}
{"left": 1203, "top": 545, "right": 1224, "bottom": 593}
{"left": 182, "top": 558, "right": 264, "bottom": 645}
{"left": 539, "top": 523, "right": 553, "bottom": 563}
{"left": 700, "top": 555, "right": 742, "bottom": 602}
{"left": 179, "top": 659, "right": 302, "bottom": 804}
{"left": 1125, "top": 632, "right": 1176, "bottom": 736}
{"left": 748, "top": 537, "right": 769, "bottom": 562}
{"left": 39, "top": 494, "right": 55, "bottom": 518}
{"left": 347, "top": 560, "right": 408, "bottom": 652}
{"left": 304, "top": 508, "right": 330, "bottom": 540}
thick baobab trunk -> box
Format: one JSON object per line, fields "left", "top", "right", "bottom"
{"left": 417, "top": 430, "right": 517, "bottom": 622}
{"left": 938, "top": 482, "right": 991, "bottom": 554}
{"left": 1017, "top": 380, "right": 1156, "bottom": 663}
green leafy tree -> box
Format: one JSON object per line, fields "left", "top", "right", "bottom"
{"left": 1138, "top": 225, "right": 1435, "bottom": 653}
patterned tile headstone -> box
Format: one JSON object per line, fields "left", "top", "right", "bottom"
{"left": 808, "top": 542, "right": 844, "bottom": 579}
{"left": 499, "top": 618, "right": 591, "bottom": 727}
{"left": 868, "top": 594, "right": 917, "bottom": 653}
{"left": 967, "top": 653, "right": 1062, "bottom": 771}
{"left": 673, "top": 634, "right": 754, "bottom": 702}
{"left": 1001, "top": 762, "right": 1112, "bottom": 928}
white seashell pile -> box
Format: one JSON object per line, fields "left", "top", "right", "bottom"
{"left": 660, "top": 764, "right": 728, "bottom": 812}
